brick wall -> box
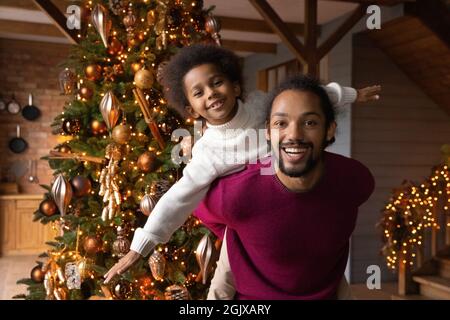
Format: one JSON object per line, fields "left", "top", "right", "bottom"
{"left": 0, "top": 38, "right": 70, "bottom": 194}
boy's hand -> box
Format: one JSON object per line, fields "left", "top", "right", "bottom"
{"left": 103, "top": 250, "right": 141, "bottom": 284}
{"left": 356, "top": 85, "right": 381, "bottom": 103}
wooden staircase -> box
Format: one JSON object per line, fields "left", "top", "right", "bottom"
{"left": 393, "top": 255, "right": 450, "bottom": 300}
{"left": 367, "top": 0, "right": 450, "bottom": 115}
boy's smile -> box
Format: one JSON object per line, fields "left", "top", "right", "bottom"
{"left": 183, "top": 63, "right": 241, "bottom": 125}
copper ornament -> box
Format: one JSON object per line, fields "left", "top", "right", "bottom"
{"left": 196, "top": 234, "right": 214, "bottom": 284}
{"left": 134, "top": 69, "right": 154, "bottom": 90}
{"left": 51, "top": 174, "right": 73, "bottom": 217}
{"left": 148, "top": 250, "right": 166, "bottom": 281}
{"left": 91, "top": 4, "right": 112, "bottom": 48}
{"left": 99, "top": 91, "right": 121, "bottom": 130}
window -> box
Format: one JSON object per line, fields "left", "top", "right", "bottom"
{"left": 258, "top": 56, "right": 329, "bottom": 92}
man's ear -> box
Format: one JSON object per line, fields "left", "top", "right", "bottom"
{"left": 233, "top": 83, "right": 241, "bottom": 98}
{"left": 185, "top": 106, "right": 200, "bottom": 119}
{"left": 326, "top": 121, "right": 337, "bottom": 142}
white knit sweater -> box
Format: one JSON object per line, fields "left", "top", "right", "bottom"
{"left": 130, "top": 83, "right": 357, "bottom": 256}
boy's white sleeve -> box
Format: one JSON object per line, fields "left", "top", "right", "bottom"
{"left": 322, "top": 82, "right": 357, "bottom": 108}
{"left": 130, "top": 145, "right": 221, "bottom": 257}
{"left": 207, "top": 230, "right": 236, "bottom": 300}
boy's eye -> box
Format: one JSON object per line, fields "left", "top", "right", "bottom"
{"left": 193, "top": 91, "right": 202, "bottom": 97}
{"left": 213, "top": 80, "right": 223, "bottom": 86}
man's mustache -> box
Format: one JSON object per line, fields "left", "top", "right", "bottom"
{"left": 279, "top": 140, "right": 313, "bottom": 149}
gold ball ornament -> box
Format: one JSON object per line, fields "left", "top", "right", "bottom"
{"left": 134, "top": 69, "right": 154, "bottom": 90}
{"left": 137, "top": 151, "right": 158, "bottom": 173}
{"left": 31, "top": 265, "right": 45, "bottom": 283}
{"left": 91, "top": 119, "right": 107, "bottom": 136}
{"left": 39, "top": 199, "right": 58, "bottom": 217}
{"left": 85, "top": 64, "right": 102, "bottom": 81}
{"left": 83, "top": 236, "right": 101, "bottom": 255}
{"left": 112, "top": 124, "right": 131, "bottom": 144}
{"left": 140, "top": 194, "right": 157, "bottom": 216}
{"left": 79, "top": 86, "right": 93, "bottom": 100}
{"left": 112, "top": 279, "right": 133, "bottom": 299}
{"left": 71, "top": 176, "right": 92, "bottom": 197}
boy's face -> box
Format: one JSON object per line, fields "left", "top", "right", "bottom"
{"left": 266, "top": 90, "right": 336, "bottom": 177}
{"left": 183, "top": 63, "right": 241, "bottom": 125}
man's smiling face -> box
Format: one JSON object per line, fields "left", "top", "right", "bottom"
{"left": 267, "top": 89, "right": 336, "bottom": 177}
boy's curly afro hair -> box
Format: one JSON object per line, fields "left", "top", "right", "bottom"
{"left": 160, "top": 44, "right": 243, "bottom": 116}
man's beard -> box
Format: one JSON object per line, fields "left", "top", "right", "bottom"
{"left": 270, "top": 138, "right": 327, "bottom": 178}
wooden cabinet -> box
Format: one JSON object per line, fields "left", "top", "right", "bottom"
{"left": 0, "top": 195, "right": 56, "bottom": 255}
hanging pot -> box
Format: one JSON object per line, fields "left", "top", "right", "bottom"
{"left": 22, "top": 94, "right": 41, "bottom": 121}
{"left": 9, "top": 125, "right": 28, "bottom": 154}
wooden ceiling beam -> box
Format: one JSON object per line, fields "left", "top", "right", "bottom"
{"left": 31, "top": 0, "right": 78, "bottom": 44}
{"left": 222, "top": 39, "right": 277, "bottom": 53}
{"left": 217, "top": 16, "right": 321, "bottom": 36}
{"left": 317, "top": 4, "right": 368, "bottom": 59}
{"left": 249, "top": 0, "right": 308, "bottom": 64}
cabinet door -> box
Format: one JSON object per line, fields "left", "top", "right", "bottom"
{"left": 0, "top": 200, "right": 16, "bottom": 254}
{"left": 15, "top": 200, "right": 54, "bottom": 253}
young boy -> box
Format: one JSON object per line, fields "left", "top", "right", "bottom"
{"left": 103, "top": 44, "right": 381, "bottom": 284}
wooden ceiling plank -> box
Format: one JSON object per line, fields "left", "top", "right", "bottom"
{"left": 249, "top": 0, "right": 307, "bottom": 64}
{"left": 222, "top": 39, "right": 277, "bottom": 53}
{"left": 317, "top": 4, "right": 368, "bottom": 59}
{"left": 217, "top": 16, "right": 322, "bottom": 36}
{"left": 0, "top": 19, "right": 62, "bottom": 38}
{"left": 31, "top": 0, "right": 78, "bottom": 44}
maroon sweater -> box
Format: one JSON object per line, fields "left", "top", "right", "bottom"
{"left": 195, "top": 152, "right": 375, "bottom": 300}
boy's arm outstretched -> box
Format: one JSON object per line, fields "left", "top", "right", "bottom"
{"left": 104, "top": 144, "right": 234, "bottom": 283}
{"left": 323, "top": 83, "right": 381, "bottom": 107}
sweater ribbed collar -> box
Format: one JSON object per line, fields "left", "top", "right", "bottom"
{"left": 204, "top": 100, "right": 250, "bottom": 139}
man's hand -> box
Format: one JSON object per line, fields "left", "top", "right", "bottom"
{"left": 103, "top": 250, "right": 141, "bottom": 284}
{"left": 356, "top": 85, "right": 381, "bottom": 103}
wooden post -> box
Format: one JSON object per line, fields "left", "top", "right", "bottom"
{"left": 398, "top": 253, "right": 416, "bottom": 295}
{"left": 446, "top": 215, "right": 450, "bottom": 246}
{"left": 304, "top": 0, "right": 318, "bottom": 77}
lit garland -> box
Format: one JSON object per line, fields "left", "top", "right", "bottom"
{"left": 380, "top": 164, "right": 450, "bottom": 271}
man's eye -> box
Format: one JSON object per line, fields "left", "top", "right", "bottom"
{"left": 304, "top": 120, "right": 317, "bottom": 127}
{"left": 273, "top": 121, "right": 286, "bottom": 127}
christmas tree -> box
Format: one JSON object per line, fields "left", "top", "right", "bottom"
{"left": 16, "top": 0, "right": 221, "bottom": 300}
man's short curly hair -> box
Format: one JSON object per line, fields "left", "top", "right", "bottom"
{"left": 265, "top": 75, "right": 337, "bottom": 146}
{"left": 160, "top": 44, "right": 243, "bottom": 116}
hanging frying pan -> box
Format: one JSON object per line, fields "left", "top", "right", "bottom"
{"left": 9, "top": 125, "right": 28, "bottom": 154}
{"left": 22, "top": 94, "right": 41, "bottom": 121}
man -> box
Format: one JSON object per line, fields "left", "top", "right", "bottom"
{"left": 194, "top": 75, "right": 375, "bottom": 299}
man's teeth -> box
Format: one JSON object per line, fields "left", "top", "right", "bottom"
{"left": 283, "top": 147, "right": 307, "bottom": 154}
